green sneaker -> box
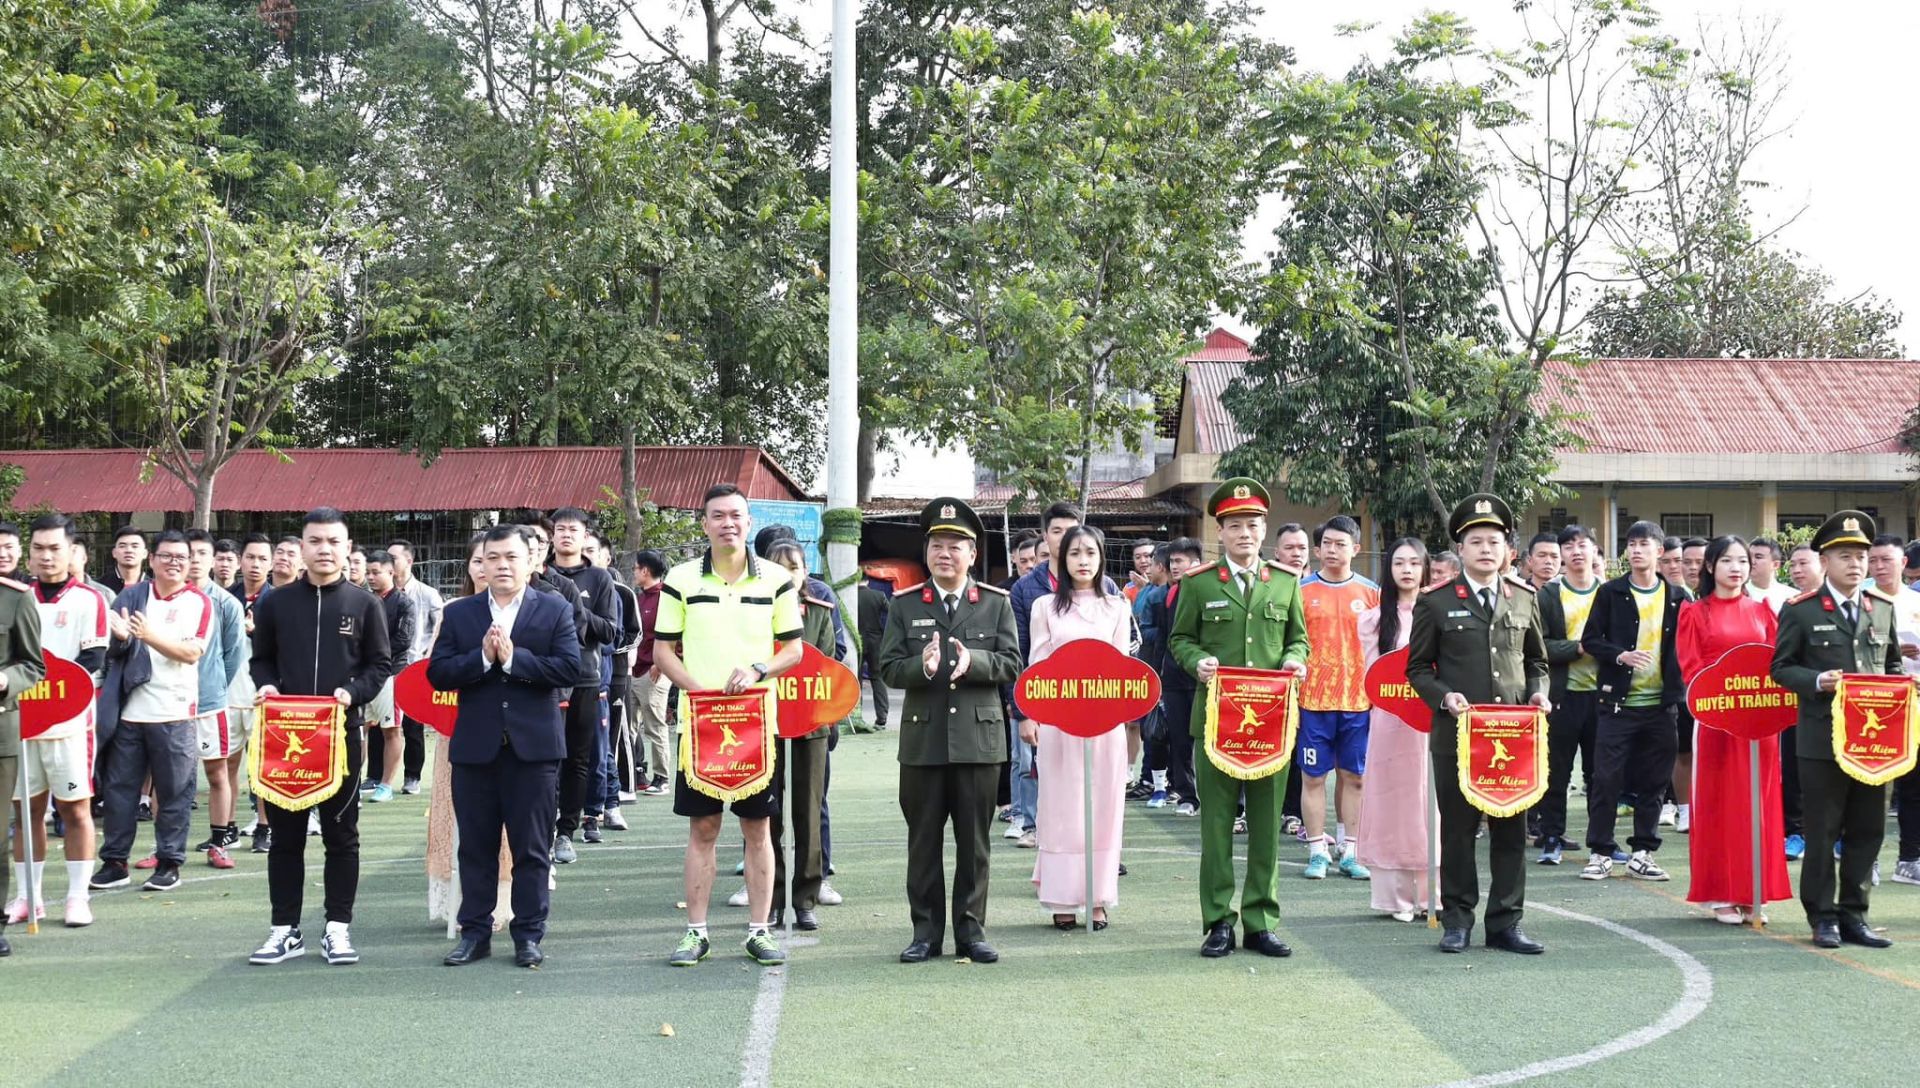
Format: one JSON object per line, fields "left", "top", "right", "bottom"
{"left": 1302, "top": 853, "right": 1330, "bottom": 880}
{"left": 669, "top": 929, "right": 711, "bottom": 967}
{"left": 1338, "top": 854, "right": 1371, "bottom": 880}
{"left": 744, "top": 930, "right": 786, "bottom": 966}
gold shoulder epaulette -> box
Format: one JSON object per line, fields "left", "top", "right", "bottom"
{"left": 1421, "top": 580, "right": 1453, "bottom": 595}
{"left": 975, "top": 582, "right": 1009, "bottom": 597}
{"left": 892, "top": 582, "right": 925, "bottom": 598}
{"left": 0, "top": 575, "right": 27, "bottom": 592}
{"left": 1786, "top": 587, "right": 1820, "bottom": 607}
{"left": 1506, "top": 574, "right": 1537, "bottom": 594}
{"left": 1184, "top": 563, "right": 1218, "bottom": 579}
{"left": 1266, "top": 560, "right": 1303, "bottom": 577}
{"left": 1865, "top": 585, "right": 1897, "bottom": 604}
{"left": 804, "top": 595, "right": 837, "bottom": 610}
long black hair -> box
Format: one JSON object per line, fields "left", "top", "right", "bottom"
{"left": 1051, "top": 523, "right": 1109, "bottom": 614}
{"left": 1377, "top": 537, "right": 1431, "bottom": 655}
{"left": 1699, "top": 535, "right": 1750, "bottom": 596}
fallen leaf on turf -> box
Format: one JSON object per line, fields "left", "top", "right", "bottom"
{"left": 676, "top": 901, "right": 687, "bottom": 910}
{"left": 660, "top": 1024, "right": 675, "bottom": 1037}
{"left": 954, "top": 957, "right": 972, "bottom": 964}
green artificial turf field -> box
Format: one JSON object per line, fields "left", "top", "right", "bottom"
{"left": 3, "top": 726, "right": 1915, "bottom": 1088}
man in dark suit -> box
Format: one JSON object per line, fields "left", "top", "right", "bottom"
{"left": 858, "top": 579, "right": 889, "bottom": 732}
{"left": 428, "top": 525, "right": 582, "bottom": 968}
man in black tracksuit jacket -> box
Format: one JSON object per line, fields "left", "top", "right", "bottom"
{"left": 540, "top": 511, "right": 619, "bottom": 860}
{"left": 249, "top": 509, "right": 392, "bottom": 958}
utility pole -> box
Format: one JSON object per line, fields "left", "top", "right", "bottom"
{"left": 826, "top": 0, "right": 860, "bottom": 623}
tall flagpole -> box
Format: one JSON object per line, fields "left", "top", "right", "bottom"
{"left": 825, "top": 0, "right": 860, "bottom": 616}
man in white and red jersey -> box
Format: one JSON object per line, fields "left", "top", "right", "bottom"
{"left": 184, "top": 530, "right": 245, "bottom": 869}
{"left": 1297, "top": 515, "right": 1380, "bottom": 880}
{"left": 7, "top": 514, "right": 108, "bottom": 928}
{"left": 90, "top": 530, "right": 211, "bottom": 895}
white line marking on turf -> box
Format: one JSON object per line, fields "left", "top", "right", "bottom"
{"left": 739, "top": 936, "right": 817, "bottom": 1088}
{"left": 1424, "top": 902, "right": 1714, "bottom": 1088}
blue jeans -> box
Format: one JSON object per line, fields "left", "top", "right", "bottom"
{"left": 597, "top": 692, "right": 621, "bottom": 813}
{"left": 1009, "top": 721, "right": 1038, "bottom": 830}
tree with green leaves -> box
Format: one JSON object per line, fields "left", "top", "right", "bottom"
{"left": 865, "top": 8, "right": 1271, "bottom": 507}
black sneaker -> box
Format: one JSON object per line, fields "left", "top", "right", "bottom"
{"left": 143, "top": 864, "right": 181, "bottom": 892}
{"left": 137, "top": 800, "right": 153, "bottom": 822}
{"left": 251, "top": 826, "right": 272, "bottom": 854}
{"left": 581, "top": 818, "right": 603, "bottom": 845}
{"left": 90, "top": 860, "right": 131, "bottom": 889}
{"left": 249, "top": 925, "right": 305, "bottom": 965}
{"left": 220, "top": 825, "right": 242, "bottom": 849}
{"left": 192, "top": 833, "right": 219, "bottom": 851}
{"left": 402, "top": 778, "right": 422, "bottom": 795}
{"left": 1125, "top": 780, "right": 1153, "bottom": 800}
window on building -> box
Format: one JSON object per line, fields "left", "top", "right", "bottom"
{"left": 1779, "top": 514, "right": 1823, "bottom": 534}
{"left": 1660, "top": 513, "right": 1712, "bottom": 539}
{"left": 1536, "top": 507, "right": 1571, "bottom": 534}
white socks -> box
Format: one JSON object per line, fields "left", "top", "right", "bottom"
{"left": 66, "top": 861, "right": 90, "bottom": 903}
{"left": 1151, "top": 770, "right": 1167, "bottom": 789}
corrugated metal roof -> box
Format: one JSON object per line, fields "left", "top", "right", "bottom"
{"left": 1541, "top": 358, "right": 1920, "bottom": 454}
{"left": 865, "top": 480, "right": 1196, "bottom": 519}
{"left": 0, "top": 446, "right": 810, "bottom": 514}
{"left": 1186, "top": 361, "right": 1252, "bottom": 455}
{"left": 1184, "top": 327, "right": 1257, "bottom": 362}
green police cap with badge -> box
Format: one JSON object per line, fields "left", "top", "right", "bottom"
{"left": 1209, "top": 477, "right": 1271, "bottom": 520}
{"left": 1813, "top": 509, "right": 1875, "bottom": 552}
{"left": 921, "top": 497, "right": 984, "bottom": 541}
{"left": 1448, "top": 493, "right": 1514, "bottom": 541}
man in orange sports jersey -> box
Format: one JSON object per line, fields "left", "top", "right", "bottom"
{"left": 1297, "top": 515, "right": 1380, "bottom": 879}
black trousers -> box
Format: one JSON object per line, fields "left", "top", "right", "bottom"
{"left": 1780, "top": 727, "right": 1804, "bottom": 836}
{"left": 452, "top": 745, "right": 560, "bottom": 944}
{"left": 264, "top": 727, "right": 362, "bottom": 927}
{"left": 1585, "top": 703, "right": 1677, "bottom": 855}
{"left": 403, "top": 716, "right": 426, "bottom": 780}
{"left": 1798, "top": 758, "right": 1887, "bottom": 928}
{"left": 899, "top": 762, "right": 997, "bottom": 948}
{"left": 1163, "top": 685, "right": 1197, "bottom": 803}
{"left": 1281, "top": 758, "right": 1302, "bottom": 821}
{"left": 863, "top": 644, "right": 889, "bottom": 727}
{"left": 1431, "top": 725, "right": 1526, "bottom": 935}
{"left": 555, "top": 684, "right": 600, "bottom": 835}
{"left": 772, "top": 734, "right": 828, "bottom": 912}
{"left": 1540, "top": 690, "right": 1598, "bottom": 845}
{"left": 1897, "top": 764, "right": 1920, "bottom": 863}
{"left": 606, "top": 672, "right": 633, "bottom": 790}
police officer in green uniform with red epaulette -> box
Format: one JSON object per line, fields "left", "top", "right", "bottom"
{"left": 1167, "top": 478, "right": 1308, "bottom": 959}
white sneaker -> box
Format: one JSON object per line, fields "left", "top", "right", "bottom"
{"left": 1674, "top": 805, "right": 1691, "bottom": 833}
{"left": 1003, "top": 822, "right": 1025, "bottom": 840}
{"left": 1893, "top": 859, "right": 1920, "bottom": 886}
{"left": 1659, "top": 803, "right": 1676, "bottom": 827}
{"left": 1871, "top": 860, "right": 1881, "bottom": 887}
{"left": 1016, "top": 830, "right": 1037, "bottom": 849}
{"left": 64, "top": 897, "right": 94, "bottom": 928}
{"left": 321, "top": 922, "right": 359, "bottom": 965}
{"left": 249, "top": 925, "right": 305, "bottom": 964}
{"left": 1579, "top": 854, "right": 1614, "bottom": 881}
{"left": 307, "top": 812, "right": 321, "bottom": 836}
{"left": 1176, "top": 801, "right": 1199, "bottom": 817}
{"left": 816, "top": 881, "right": 844, "bottom": 906}
{"left": 1626, "top": 850, "right": 1670, "bottom": 881}
{"left": 727, "top": 885, "right": 751, "bottom": 907}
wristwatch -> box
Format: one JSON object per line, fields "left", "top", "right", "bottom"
{"left": 751, "top": 662, "right": 769, "bottom": 681}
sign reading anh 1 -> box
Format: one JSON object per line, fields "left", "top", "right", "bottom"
{"left": 1014, "top": 639, "right": 1161, "bottom": 739}
{"left": 1363, "top": 644, "right": 1430, "bottom": 733}
{"left": 16, "top": 652, "right": 94, "bottom": 740}
{"left": 393, "top": 659, "right": 460, "bottom": 738}
{"left": 1685, "top": 642, "right": 1798, "bottom": 741}
{"left": 774, "top": 642, "right": 861, "bottom": 739}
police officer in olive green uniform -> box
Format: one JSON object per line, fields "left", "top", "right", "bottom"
{"left": 1406, "top": 495, "right": 1551, "bottom": 954}
{"left": 1167, "top": 478, "right": 1308, "bottom": 959}
{"left": 0, "top": 574, "right": 47, "bottom": 958}
{"left": 878, "top": 498, "right": 1022, "bottom": 964}
{"left": 1771, "top": 510, "right": 1902, "bottom": 949}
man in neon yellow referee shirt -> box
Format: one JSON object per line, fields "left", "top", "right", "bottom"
{"left": 654, "top": 484, "right": 803, "bottom": 968}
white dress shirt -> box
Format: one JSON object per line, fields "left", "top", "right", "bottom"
{"left": 488, "top": 586, "right": 527, "bottom": 673}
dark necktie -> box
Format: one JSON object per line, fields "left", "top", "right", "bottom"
{"left": 1844, "top": 600, "right": 1858, "bottom": 627}
{"left": 944, "top": 593, "right": 957, "bottom": 619}
{"left": 1481, "top": 588, "right": 1496, "bottom": 615}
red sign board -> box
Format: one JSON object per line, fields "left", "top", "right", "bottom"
{"left": 1014, "top": 638, "right": 1161, "bottom": 739}
{"left": 393, "top": 659, "right": 460, "bottom": 738}
{"left": 1457, "top": 705, "right": 1548, "bottom": 817}
{"left": 1685, "top": 642, "right": 1798, "bottom": 741}
{"left": 17, "top": 652, "right": 95, "bottom": 740}
{"left": 1363, "top": 644, "right": 1431, "bottom": 733}
{"left": 774, "top": 642, "right": 862, "bottom": 739}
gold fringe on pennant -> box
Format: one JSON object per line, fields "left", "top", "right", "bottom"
{"left": 680, "top": 688, "right": 778, "bottom": 803}
{"left": 247, "top": 701, "right": 348, "bottom": 813}
{"left": 1831, "top": 677, "right": 1920, "bottom": 787}
{"left": 1203, "top": 669, "right": 1299, "bottom": 781}
{"left": 1455, "top": 707, "right": 1548, "bottom": 818}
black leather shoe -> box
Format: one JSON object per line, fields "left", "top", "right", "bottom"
{"left": 514, "top": 941, "right": 545, "bottom": 968}
{"left": 793, "top": 909, "right": 820, "bottom": 931}
{"left": 1840, "top": 923, "right": 1892, "bottom": 949}
{"left": 1812, "top": 921, "right": 1842, "bottom": 949}
{"left": 899, "top": 940, "right": 937, "bottom": 963}
{"left": 444, "top": 935, "right": 491, "bottom": 966}
{"left": 1486, "top": 926, "right": 1545, "bottom": 954}
{"left": 1243, "top": 930, "right": 1292, "bottom": 958}
{"left": 1200, "top": 922, "right": 1235, "bottom": 958}
{"left": 956, "top": 940, "right": 998, "bottom": 963}
{"left": 1438, "top": 927, "right": 1470, "bottom": 953}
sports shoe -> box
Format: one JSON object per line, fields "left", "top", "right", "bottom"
{"left": 1232, "top": 815, "right": 1248, "bottom": 835}
{"left": 359, "top": 779, "right": 380, "bottom": 793}
{"left": 553, "top": 834, "right": 578, "bottom": 864}
{"left": 90, "top": 861, "right": 131, "bottom": 889}
{"left": 368, "top": 784, "right": 394, "bottom": 803}
{"left": 4, "top": 898, "right": 45, "bottom": 924}
{"left": 321, "top": 922, "right": 359, "bottom": 965}
{"left": 1282, "top": 815, "right": 1304, "bottom": 836}
{"left": 727, "top": 886, "right": 751, "bottom": 907}
{"left": 252, "top": 826, "right": 272, "bottom": 854}
{"left": 133, "top": 854, "right": 158, "bottom": 871}
{"left": 1176, "top": 801, "right": 1198, "bottom": 817}
{"left": 744, "top": 930, "right": 786, "bottom": 965}
{"left": 1615, "top": 802, "right": 1634, "bottom": 817}
{"left": 734, "top": 858, "right": 746, "bottom": 875}
{"left": 581, "top": 818, "right": 603, "bottom": 844}
{"left": 617, "top": 790, "right": 637, "bottom": 803}
{"left": 240, "top": 819, "right": 259, "bottom": 836}
{"left": 1016, "top": 830, "right": 1037, "bottom": 849}
{"left": 307, "top": 812, "right": 320, "bottom": 836}
{"left": 137, "top": 799, "right": 153, "bottom": 822}
{"left": 641, "top": 776, "right": 668, "bottom": 796}
{"left": 1785, "top": 834, "right": 1806, "bottom": 861}
{"left": 669, "top": 929, "right": 711, "bottom": 966}
{"left": 1893, "top": 859, "right": 1920, "bottom": 886}
{"left": 249, "top": 925, "right": 305, "bottom": 965}
{"left": 220, "top": 825, "right": 241, "bottom": 849}
{"left": 1302, "top": 853, "right": 1331, "bottom": 880}
{"left": 143, "top": 864, "right": 181, "bottom": 891}
{"left": 997, "top": 805, "right": 1014, "bottom": 822}
{"left": 207, "top": 845, "right": 236, "bottom": 870}
{"left": 1659, "top": 802, "right": 1676, "bottom": 827}
{"left": 602, "top": 807, "right": 628, "bottom": 831}
{"left": 1146, "top": 789, "right": 1169, "bottom": 809}
{"left": 64, "top": 897, "right": 93, "bottom": 928}
{"left": 1580, "top": 854, "right": 1613, "bottom": 881}
{"left": 402, "top": 778, "right": 422, "bottom": 795}
{"left": 1538, "top": 840, "right": 1564, "bottom": 865}
{"left": 192, "top": 832, "right": 221, "bottom": 851}
{"left": 1871, "top": 860, "right": 1881, "bottom": 887}
{"left": 816, "top": 881, "right": 844, "bottom": 906}
{"left": 1674, "top": 806, "right": 1691, "bottom": 833}
{"left": 1626, "top": 851, "right": 1669, "bottom": 881}
{"left": 1611, "top": 848, "right": 1631, "bottom": 862}
{"left": 1338, "top": 854, "right": 1371, "bottom": 880}
{"left": 1003, "top": 823, "right": 1025, "bottom": 840}
{"left": 1126, "top": 780, "right": 1153, "bottom": 800}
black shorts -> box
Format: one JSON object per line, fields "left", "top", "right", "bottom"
{"left": 672, "top": 767, "right": 781, "bottom": 820}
